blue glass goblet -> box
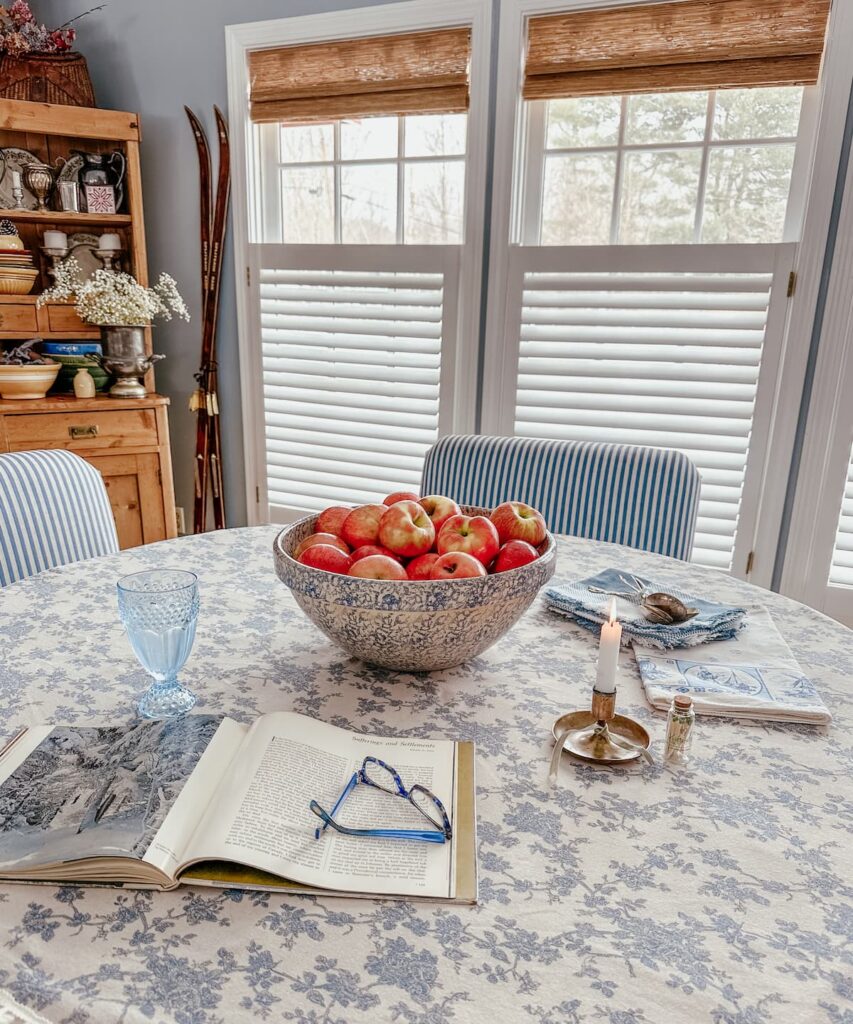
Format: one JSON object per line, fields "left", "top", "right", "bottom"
{"left": 117, "top": 569, "right": 199, "bottom": 719}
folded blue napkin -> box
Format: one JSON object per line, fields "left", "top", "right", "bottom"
{"left": 544, "top": 567, "right": 746, "bottom": 650}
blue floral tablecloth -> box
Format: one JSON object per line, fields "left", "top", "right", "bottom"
{"left": 0, "top": 526, "right": 851, "bottom": 1024}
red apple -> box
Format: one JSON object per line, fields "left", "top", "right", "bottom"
{"left": 406, "top": 552, "right": 441, "bottom": 580}
{"left": 378, "top": 500, "right": 436, "bottom": 557}
{"left": 315, "top": 505, "right": 351, "bottom": 537}
{"left": 341, "top": 504, "right": 386, "bottom": 549}
{"left": 436, "top": 514, "right": 500, "bottom": 566}
{"left": 350, "top": 544, "right": 401, "bottom": 564}
{"left": 419, "top": 494, "right": 461, "bottom": 533}
{"left": 384, "top": 490, "right": 419, "bottom": 505}
{"left": 430, "top": 551, "right": 487, "bottom": 579}
{"left": 492, "top": 539, "right": 539, "bottom": 573}
{"left": 297, "top": 545, "right": 353, "bottom": 575}
{"left": 490, "top": 501, "right": 547, "bottom": 546}
{"left": 294, "top": 532, "right": 350, "bottom": 559}
{"left": 348, "top": 554, "right": 408, "bottom": 580}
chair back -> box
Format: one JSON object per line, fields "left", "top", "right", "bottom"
{"left": 0, "top": 449, "right": 119, "bottom": 586}
{"left": 421, "top": 435, "right": 700, "bottom": 560}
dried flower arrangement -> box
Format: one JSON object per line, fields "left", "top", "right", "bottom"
{"left": 0, "top": 2, "right": 104, "bottom": 57}
{"left": 0, "top": 338, "right": 53, "bottom": 364}
{"left": 38, "top": 260, "right": 190, "bottom": 327}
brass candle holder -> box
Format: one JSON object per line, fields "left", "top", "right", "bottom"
{"left": 42, "top": 245, "right": 69, "bottom": 281}
{"left": 551, "top": 688, "right": 653, "bottom": 773}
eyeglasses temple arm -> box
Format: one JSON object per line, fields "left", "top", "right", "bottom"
{"left": 313, "top": 771, "right": 358, "bottom": 839}
{"left": 310, "top": 803, "right": 446, "bottom": 843}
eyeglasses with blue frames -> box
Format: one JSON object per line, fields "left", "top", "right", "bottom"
{"left": 309, "top": 756, "right": 452, "bottom": 844}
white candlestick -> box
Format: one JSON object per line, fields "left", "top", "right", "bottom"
{"left": 595, "top": 597, "right": 622, "bottom": 694}
{"left": 98, "top": 232, "right": 121, "bottom": 251}
{"left": 10, "top": 170, "right": 21, "bottom": 189}
{"left": 44, "top": 230, "right": 67, "bottom": 249}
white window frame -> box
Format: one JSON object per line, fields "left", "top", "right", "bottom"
{"left": 226, "top": 0, "right": 492, "bottom": 525}
{"left": 484, "top": 0, "right": 853, "bottom": 587}
{"left": 779, "top": 103, "right": 853, "bottom": 623}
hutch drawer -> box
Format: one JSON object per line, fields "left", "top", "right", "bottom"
{"left": 5, "top": 407, "right": 159, "bottom": 451}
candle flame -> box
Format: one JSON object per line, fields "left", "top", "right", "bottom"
{"left": 608, "top": 597, "right": 617, "bottom": 626}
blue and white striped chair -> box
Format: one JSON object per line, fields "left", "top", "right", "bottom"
{"left": 0, "top": 449, "right": 119, "bottom": 586}
{"left": 421, "top": 435, "right": 701, "bottom": 560}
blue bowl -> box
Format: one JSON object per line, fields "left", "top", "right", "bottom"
{"left": 41, "top": 342, "right": 102, "bottom": 356}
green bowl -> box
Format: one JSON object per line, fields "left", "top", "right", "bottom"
{"left": 48, "top": 354, "right": 110, "bottom": 393}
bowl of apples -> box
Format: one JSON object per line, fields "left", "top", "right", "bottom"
{"left": 273, "top": 492, "right": 557, "bottom": 672}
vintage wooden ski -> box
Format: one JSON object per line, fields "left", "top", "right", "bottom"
{"left": 185, "top": 105, "right": 213, "bottom": 534}
{"left": 205, "top": 106, "right": 230, "bottom": 531}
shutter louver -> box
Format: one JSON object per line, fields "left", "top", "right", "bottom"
{"left": 829, "top": 442, "right": 853, "bottom": 588}
{"left": 512, "top": 268, "right": 779, "bottom": 570}
{"left": 259, "top": 267, "right": 444, "bottom": 512}
{"left": 249, "top": 27, "right": 471, "bottom": 124}
{"left": 524, "top": 0, "right": 830, "bottom": 100}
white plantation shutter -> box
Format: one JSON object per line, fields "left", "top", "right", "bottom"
{"left": 496, "top": 244, "right": 795, "bottom": 572}
{"left": 252, "top": 244, "right": 459, "bottom": 518}
{"left": 828, "top": 441, "right": 853, "bottom": 588}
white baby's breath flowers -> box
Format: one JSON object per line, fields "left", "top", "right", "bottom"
{"left": 38, "top": 259, "right": 190, "bottom": 327}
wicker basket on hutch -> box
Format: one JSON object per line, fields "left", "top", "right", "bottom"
{"left": 0, "top": 52, "right": 95, "bottom": 106}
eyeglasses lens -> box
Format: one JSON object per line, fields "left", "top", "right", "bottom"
{"left": 361, "top": 758, "right": 402, "bottom": 794}
{"left": 410, "top": 786, "right": 446, "bottom": 829}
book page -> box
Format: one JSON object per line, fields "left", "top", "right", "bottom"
{"left": 183, "top": 712, "right": 456, "bottom": 898}
{"left": 142, "top": 718, "right": 248, "bottom": 877}
{"left": 0, "top": 716, "right": 224, "bottom": 874}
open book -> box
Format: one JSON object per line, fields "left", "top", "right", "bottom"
{"left": 0, "top": 713, "right": 476, "bottom": 902}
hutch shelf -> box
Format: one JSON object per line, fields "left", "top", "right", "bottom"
{"left": 0, "top": 98, "right": 177, "bottom": 548}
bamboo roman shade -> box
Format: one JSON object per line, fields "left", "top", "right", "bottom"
{"left": 249, "top": 27, "right": 471, "bottom": 124}
{"left": 523, "top": 0, "right": 831, "bottom": 101}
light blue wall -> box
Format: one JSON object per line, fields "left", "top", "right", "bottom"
{"left": 41, "top": 0, "right": 401, "bottom": 528}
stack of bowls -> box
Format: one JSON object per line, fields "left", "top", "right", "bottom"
{"left": 41, "top": 342, "right": 109, "bottom": 393}
{"left": 0, "top": 232, "right": 37, "bottom": 294}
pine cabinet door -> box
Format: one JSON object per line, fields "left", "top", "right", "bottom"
{"left": 87, "top": 452, "right": 167, "bottom": 549}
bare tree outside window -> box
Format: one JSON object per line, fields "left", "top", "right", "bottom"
{"left": 276, "top": 113, "right": 466, "bottom": 244}
{"left": 532, "top": 86, "right": 804, "bottom": 245}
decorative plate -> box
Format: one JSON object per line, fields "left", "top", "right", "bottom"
{"left": 56, "top": 153, "right": 85, "bottom": 185}
{"left": 0, "top": 148, "right": 40, "bottom": 210}
{"left": 62, "top": 232, "right": 101, "bottom": 281}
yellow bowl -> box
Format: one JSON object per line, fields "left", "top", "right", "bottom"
{"left": 0, "top": 269, "right": 37, "bottom": 295}
{"left": 0, "top": 362, "right": 60, "bottom": 399}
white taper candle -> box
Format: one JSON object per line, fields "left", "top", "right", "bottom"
{"left": 595, "top": 597, "right": 622, "bottom": 694}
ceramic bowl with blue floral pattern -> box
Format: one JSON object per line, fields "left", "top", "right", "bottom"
{"left": 273, "top": 506, "right": 557, "bottom": 671}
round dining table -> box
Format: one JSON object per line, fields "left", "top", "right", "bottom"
{"left": 0, "top": 525, "right": 851, "bottom": 1024}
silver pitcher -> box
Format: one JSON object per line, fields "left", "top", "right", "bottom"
{"left": 99, "top": 326, "right": 164, "bottom": 398}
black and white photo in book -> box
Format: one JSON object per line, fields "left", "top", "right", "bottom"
{"left": 0, "top": 716, "right": 222, "bottom": 869}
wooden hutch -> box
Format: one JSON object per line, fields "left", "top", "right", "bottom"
{"left": 0, "top": 99, "right": 177, "bottom": 548}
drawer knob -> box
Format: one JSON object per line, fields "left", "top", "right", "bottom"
{"left": 69, "top": 425, "right": 99, "bottom": 439}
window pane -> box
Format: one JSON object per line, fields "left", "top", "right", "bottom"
{"left": 405, "top": 114, "right": 467, "bottom": 157}
{"left": 625, "top": 92, "right": 707, "bottom": 144}
{"left": 404, "top": 160, "right": 465, "bottom": 243}
{"left": 619, "top": 150, "right": 702, "bottom": 244}
{"left": 713, "top": 87, "right": 803, "bottom": 140}
{"left": 281, "top": 166, "right": 334, "bottom": 243}
{"left": 340, "top": 117, "right": 398, "bottom": 161}
{"left": 280, "top": 123, "right": 334, "bottom": 164}
{"left": 702, "top": 144, "right": 795, "bottom": 243}
{"left": 341, "top": 163, "right": 397, "bottom": 243}
{"left": 541, "top": 153, "right": 615, "bottom": 245}
{"left": 545, "top": 96, "right": 621, "bottom": 148}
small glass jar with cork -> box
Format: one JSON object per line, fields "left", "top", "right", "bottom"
{"left": 664, "top": 694, "right": 695, "bottom": 764}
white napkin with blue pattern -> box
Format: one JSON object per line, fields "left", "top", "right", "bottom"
{"left": 633, "top": 607, "right": 831, "bottom": 725}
